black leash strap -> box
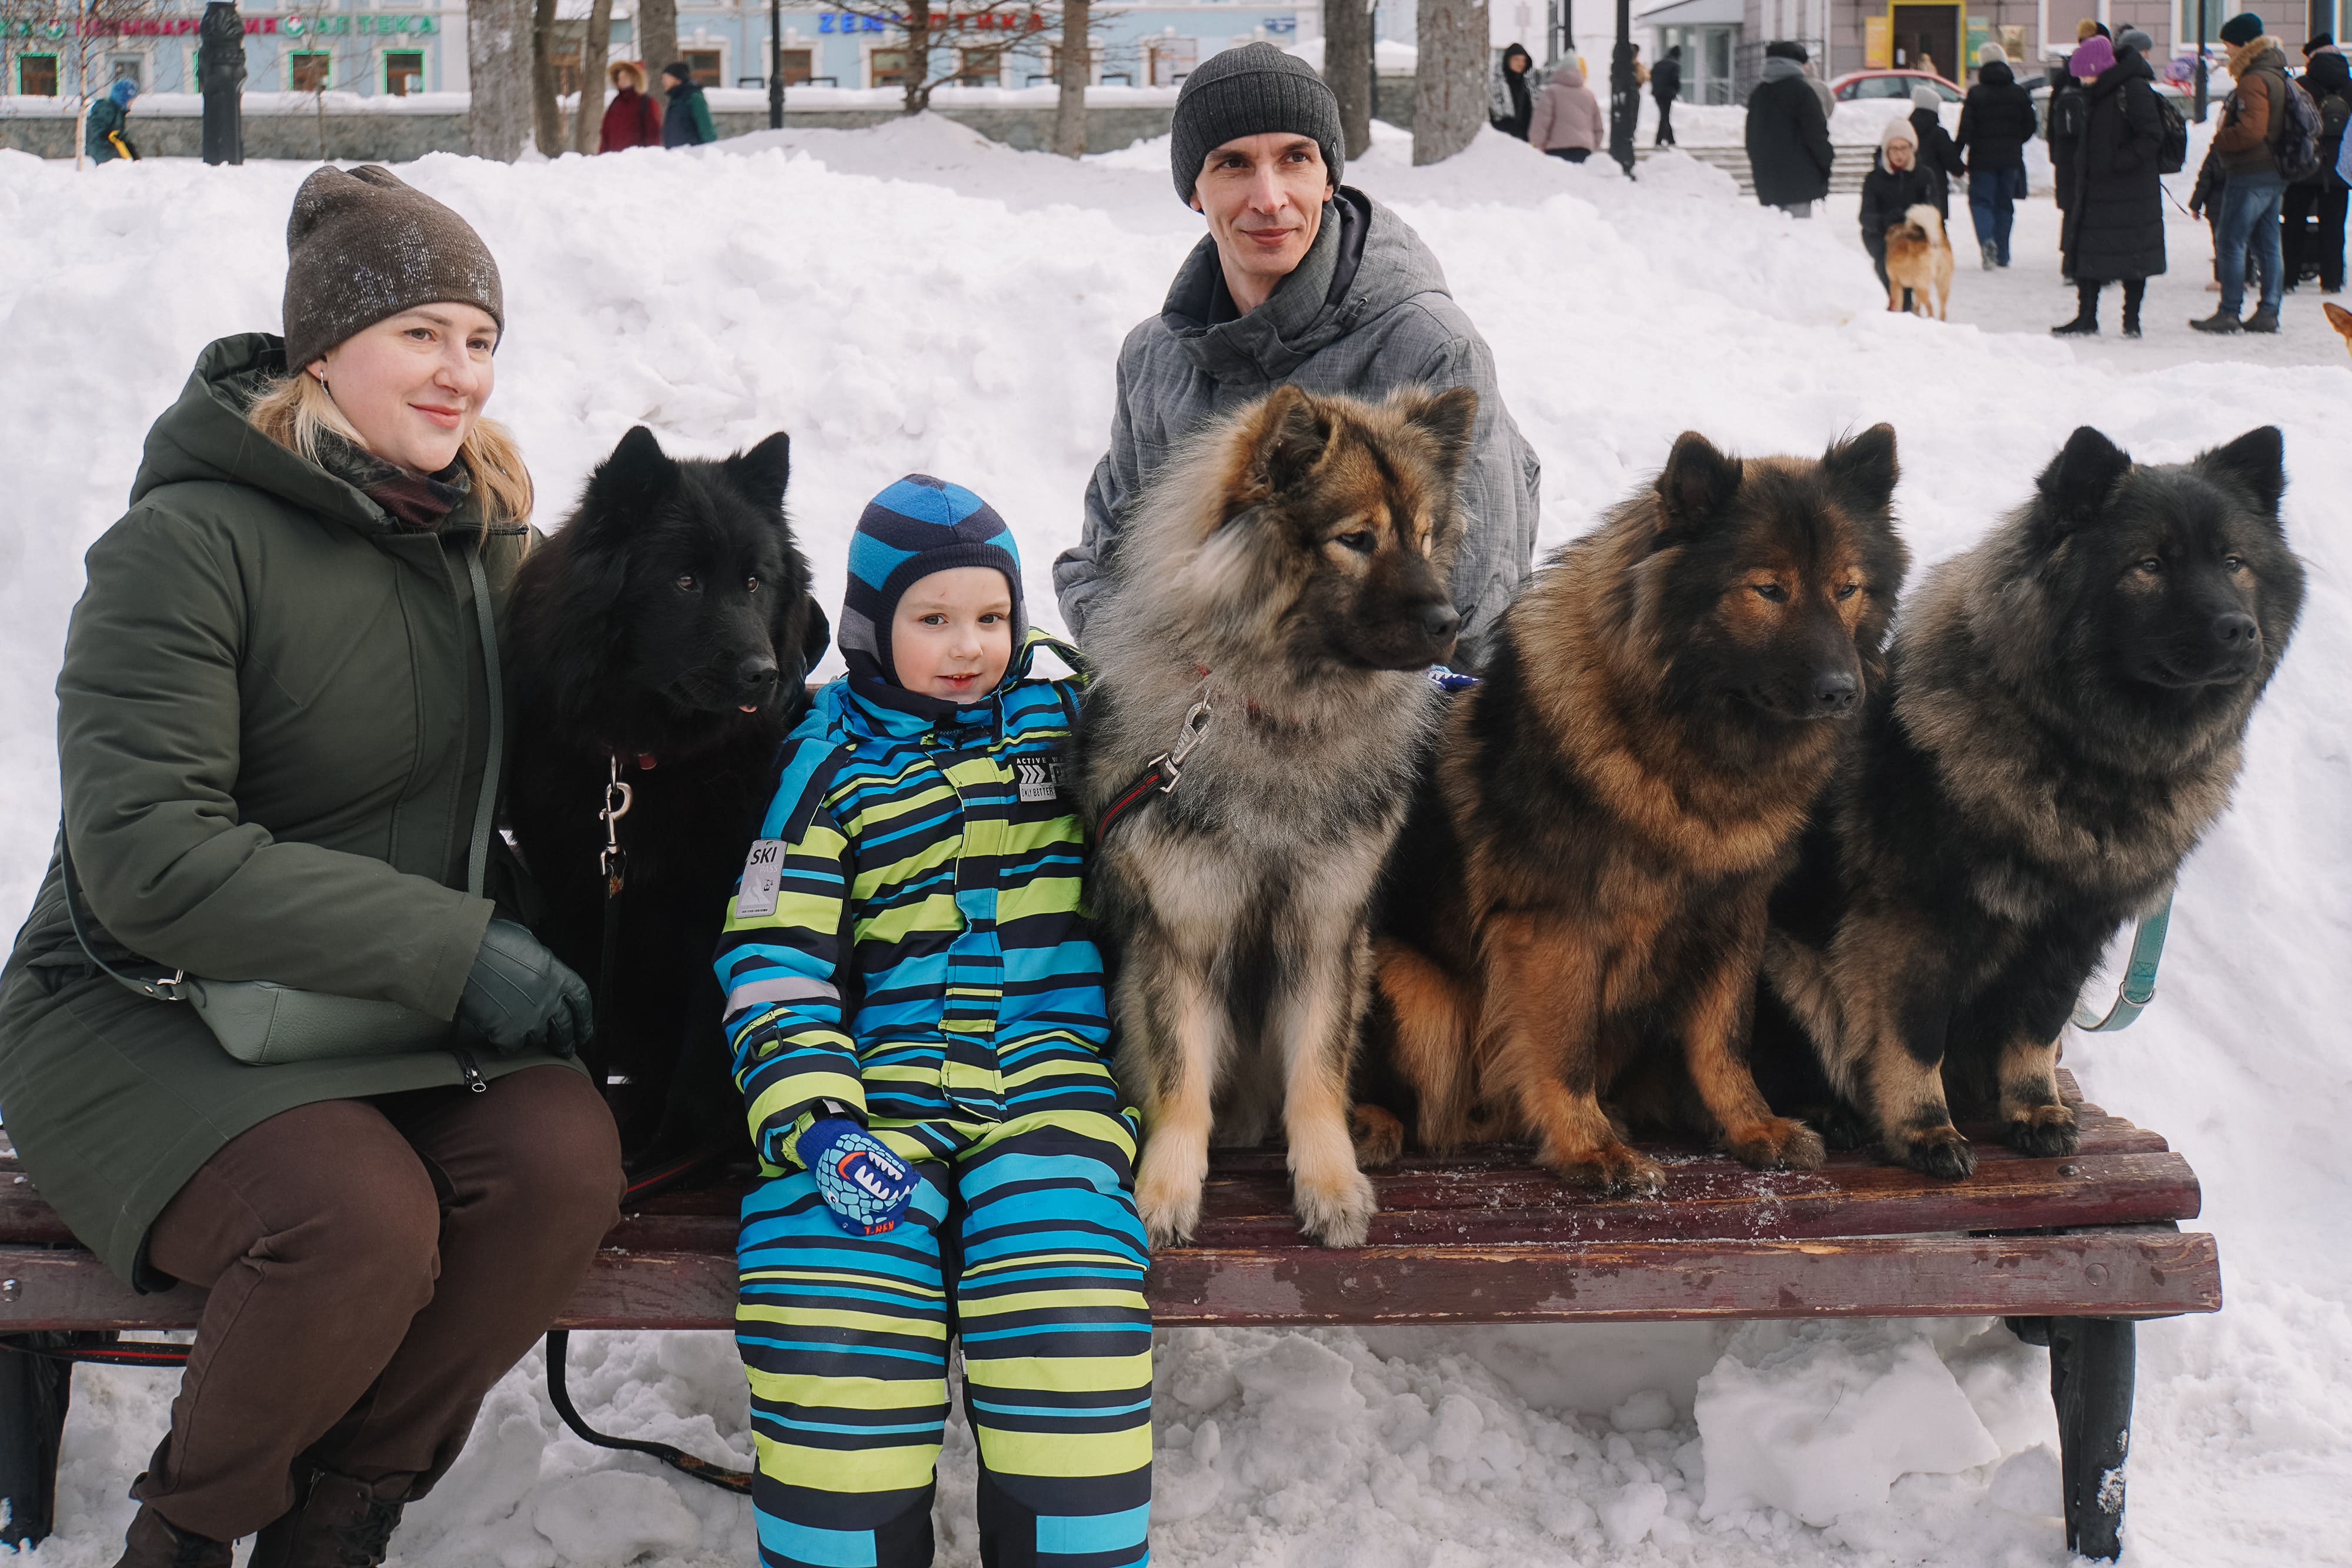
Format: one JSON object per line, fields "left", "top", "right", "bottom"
{"left": 1093, "top": 693, "right": 1215, "bottom": 845}
{"left": 1093, "top": 759, "right": 1171, "bottom": 842}
{"left": 0, "top": 1334, "right": 191, "bottom": 1370}
{"left": 544, "top": 1330, "right": 754, "bottom": 1495}
{"left": 592, "top": 758, "right": 633, "bottom": 1099}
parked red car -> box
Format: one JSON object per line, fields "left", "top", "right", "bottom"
{"left": 1828, "top": 69, "right": 1964, "bottom": 102}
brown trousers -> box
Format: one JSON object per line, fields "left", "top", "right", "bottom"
{"left": 133, "top": 1065, "right": 623, "bottom": 1542}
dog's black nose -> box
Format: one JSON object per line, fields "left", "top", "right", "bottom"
{"left": 2210, "top": 611, "right": 2259, "bottom": 651}
{"left": 1418, "top": 602, "right": 1461, "bottom": 643}
{"left": 734, "top": 654, "right": 781, "bottom": 697}
{"left": 1811, "top": 670, "right": 1860, "bottom": 714}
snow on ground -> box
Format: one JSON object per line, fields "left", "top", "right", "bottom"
{"left": 1, "top": 118, "right": 2348, "bottom": 1567}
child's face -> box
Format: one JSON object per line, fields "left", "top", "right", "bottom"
{"left": 891, "top": 567, "right": 1014, "bottom": 701}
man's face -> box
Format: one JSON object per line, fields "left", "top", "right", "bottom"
{"left": 1190, "top": 133, "right": 1334, "bottom": 296}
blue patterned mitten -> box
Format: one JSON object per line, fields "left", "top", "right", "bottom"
{"left": 796, "top": 1117, "right": 920, "bottom": 1235}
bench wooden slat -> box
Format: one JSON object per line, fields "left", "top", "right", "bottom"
{"left": 0, "top": 1223, "right": 2220, "bottom": 1333}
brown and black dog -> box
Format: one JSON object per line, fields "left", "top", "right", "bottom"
{"left": 1362, "top": 427, "right": 1910, "bottom": 1192}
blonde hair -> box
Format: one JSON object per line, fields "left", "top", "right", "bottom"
{"left": 245, "top": 369, "right": 534, "bottom": 527}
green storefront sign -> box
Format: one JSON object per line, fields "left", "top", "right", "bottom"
{"left": 279, "top": 13, "right": 437, "bottom": 36}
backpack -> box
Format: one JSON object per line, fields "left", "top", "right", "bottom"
{"left": 2271, "top": 72, "right": 2323, "bottom": 182}
{"left": 2049, "top": 88, "right": 2087, "bottom": 143}
{"left": 2153, "top": 90, "right": 2189, "bottom": 173}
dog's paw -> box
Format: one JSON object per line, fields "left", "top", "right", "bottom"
{"left": 1349, "top": 1104, "right": 1406, "bottom": 1169}
{"left": 1134, "top": 1159, "right": 1204, "bottom": 1249}
{"left": 1724, "top": 1116, "right": 1828, "bottom": 1172}
{"left": 1893, "top": 1124, "right": 1977, "bottom": 1181}
{"left": 1544, "top": 1142, "right": 1667, "bottom": 1197}
{"left": 1293, "top": 1166, "right": 1378, "bottom": 1249}
{"left": 2002, "top": 1102, "right": 2080, "bottom": 1159}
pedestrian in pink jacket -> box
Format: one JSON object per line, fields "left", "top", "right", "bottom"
{"left": 1530, "top": 59, "right": 1607, "bottom": 162}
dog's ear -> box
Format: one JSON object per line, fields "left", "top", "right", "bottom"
{"left": 798, "top": 596, "right": 833, "bottom": 673}
{"left": 1242, "top": 385, "right": 1334, "bottom": 504}
{"left": 725, "top": 432, "right": 792, "bottom": 511}
{"left": 2193, "top": 426, "right": 2286, "bottom": 518}
{"left": 1655, "top": 432, "right": 1744, "bottom": 536}
{"left": 1399, "top": 385, "right": 1479, "bottom": 492}
{"left": 576, "top": 426, "right": 679, "bottom": 543}
{"left": 2034, "top": 426, "right": 2133, "bottom": 529}
{"left": 1821, "top": 423, "right": 1899, "bottom": 516}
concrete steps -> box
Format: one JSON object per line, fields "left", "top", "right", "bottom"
{"left": 1636, "top": 141, "right": 1877, "bottom": 196}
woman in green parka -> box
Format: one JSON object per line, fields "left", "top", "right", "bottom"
{"left": 0, "top": 166, "right": 624, "bottom": 1568}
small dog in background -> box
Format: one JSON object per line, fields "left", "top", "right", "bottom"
{"left": 1885, "top": 205, "right": 1954, "bottom": 320}
{"left": 506, "top": 426, "right": 830, "bottom": 1165}
{"left": 2326, "top": 300, "right": 2352, "bottom": 355}
{"left": 1365, "top": 426, "right": 1908, "bottom": 1193}
{"left": 1077, "top": 383, "right": 1475, "bottom": 1249}
{"left": 1758, "top": 426, "right": 2303, "bottom": 1177}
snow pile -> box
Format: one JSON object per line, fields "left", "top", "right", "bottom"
{"left": 3, "top": 106, "right": 2350, "bottom": 1568}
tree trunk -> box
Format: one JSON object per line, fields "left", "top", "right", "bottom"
{"left": 466, "top": 0, "right": 534, "bottom": 162}
{"left": 573, "top": 0, "right": 612, "bottom": 152}
{"left": 1325, "top": 0, "right": 1372, "bottom": 159}
{"left": 636, "top": 0, "right": 677, "bottom": 85}
{"left": 901, "top": 0, "right": 932, "bottom": 115}
{"left": 1052, "top": 0, "right": 1088, "bottom": 157}
{"left": 1414, "top": 0, "right": 1488, "bottom": 165}
{"left": 530, "top": 0, "right": 562, "bottom": 154}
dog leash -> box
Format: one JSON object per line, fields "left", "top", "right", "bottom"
{"left": 2071, "top": 885, "right": 2174, "bottom": 1032}
{"left": 592, "top": 755, "right": 636, "bottom": 1101}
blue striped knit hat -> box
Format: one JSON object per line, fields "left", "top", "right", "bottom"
{"left": 841, "top": 474, "right": 1025, "bottom": 695}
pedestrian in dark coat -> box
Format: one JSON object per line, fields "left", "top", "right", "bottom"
{"left": 1957, "top": 54, "right": 2037, "bottom": 266}
{"left": 660, "top": 61, "right": 717, "bottom": 148}
{"left": 599, "top": 59, "right": 664, "bottom": 151}
{"left": 2046, "top": 61, "right": 2087, "bottom": 229}
{"left": 2281, "top": 46, "right": 2350, "bottom": 292}
{"left": 2053, "top": 36, "right": 2165, "bottom": 336}
{"left": 1909, "top": 82, "right": 1965, "bottom": 217}
{"left": 1489, "top": 44, "right": 1535, "bottom": 139}
{"left": 0, "top": 165, "right": 623, "bottom": 1567}
{"left": 1859, "top": 118, "right": 1943, "bottom": 306}
{"left": 1746, "top": 42, "right": 1835, "bottom": 213}
{"left": 85, "top": 76, "right": 139, "bottom": 163}
{"left": 1653, "top": 44, "right": 1683, "bottom": 146}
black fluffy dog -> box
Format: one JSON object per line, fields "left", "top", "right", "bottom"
{"left": 1758, "top": 426, "right": 2303, "bottom": 1176}
{"left": 507, "top": 426, "right": 828, "bottom": 1165}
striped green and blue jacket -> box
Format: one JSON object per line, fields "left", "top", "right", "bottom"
{"left": 716, "top": 634, "right": 1115, "bottom": 1172}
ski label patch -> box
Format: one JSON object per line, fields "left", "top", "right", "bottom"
{"left": 734, "top": 839, "right": 785, "bottom": 920}
{"left": 1015, "top": 757, "right": 1061, "bottom": 803}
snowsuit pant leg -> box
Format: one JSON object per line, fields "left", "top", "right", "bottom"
{"left": 132, "top": 1067, "right": 623, "bottom": 1541}
{"left": 737, "top": 1109, "right": 1152, "bottom": 1568}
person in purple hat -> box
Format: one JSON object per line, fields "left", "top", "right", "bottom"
{"left": 2052, "top": 32, "right": 2167, "bottom": 335}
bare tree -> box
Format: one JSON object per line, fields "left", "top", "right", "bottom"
{"left": 1414, "top": 0, "right": 1487, "bottom": 165}
{"left": 827, "top": 0, "right": 1053, "bottom": 116}
{"left": 1050, "top": 0, "right": 1088, "bottom": 156}
{"left": 636, "top": 0, "right": 676, "bottom": 82}
{"left": 49, "top": 0, "right": 168, "bottom": 168}
{"left": 529, "top": 0, "right": 560, "bottom": 153}
{"left": 572, "top": 0, "right": 613, "bottom": 152}
{"left": 466, "top": 0, "right": 534, "bottom": 161}
{"left": 1324, "top": 0, "right": 1373, "bottom": 160}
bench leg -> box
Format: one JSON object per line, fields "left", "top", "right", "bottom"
{"left": 2011, "top": 1315, "right": 2134, "bottom": 1560}
{"left": 0, "top": 1333, "right": 76, "bottom": 1548}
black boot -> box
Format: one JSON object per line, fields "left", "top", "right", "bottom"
{"left": 2243, "top": 305, "right": 2281, "bottom": 333}
{"left": 246, "top": 1472, "right": 409, "bottom": 1568}
{"left": 2121, "top": 281, "right": 2144, "bottom": 338}
{"left": 2189, "top": 307, "right": 2244, "bottom": 333}
{"left": 2052, "top": 283, "right": 2100, "bottom": 335}
{"left": 112, "top": 1503, "right": 233, "bottom": 1568}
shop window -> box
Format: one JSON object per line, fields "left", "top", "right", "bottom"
{"left": 776, "top": 48, "right": 813, "bottom": 85}
{"left": 685, "top": 48, "right": 723, "bottom": 86}
{"left": 956, "top": 45, "right": 1001, "bottom": 85}
{"left": 870, "top": 46, "right": 916, "bottom": 87}
{"left": 108, "top": 54, "right": 145, "bottom": 91}
{"left": 1146, "top": 35, "right": 1195, "bottom": 86}
{"left": 385, "top": 51, "right": 425, "bottom": 95}
{"left": 289, "top": 52, "right": 332, "bottom": 91}
{"left": 18, "top": 54, "right": 59, "bottom": 95}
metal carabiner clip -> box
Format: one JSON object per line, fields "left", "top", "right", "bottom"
{"left": 1156, "top": 699, "right": 1215, "bottom": 794}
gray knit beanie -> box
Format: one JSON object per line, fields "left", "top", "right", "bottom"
{"left": 1170, "top": 43, "right": 1344, "bottom": 203}
{"left": 282, "top": 165, "right": 504, "bottom": 370}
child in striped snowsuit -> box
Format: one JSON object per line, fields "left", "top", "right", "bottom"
{"left": 717, "top": 475, "right": 1152, "bottom": 1568}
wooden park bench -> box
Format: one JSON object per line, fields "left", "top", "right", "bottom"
{"left": 0, "top": 1069, "right": 2217, "bottom": 1559}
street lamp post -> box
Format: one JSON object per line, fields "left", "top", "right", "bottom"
{"left": 2193, "top": 0, "right": 2208, "bottom": 122}
{"left": 1608, "top": 0, "right": 1635, "bottom": 173}
{"left": 769, "top": 0, "right": 784, "bottom": 128}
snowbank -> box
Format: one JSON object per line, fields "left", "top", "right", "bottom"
{"left": 2, "top": 109, "right": 2348, "bottom": 1568}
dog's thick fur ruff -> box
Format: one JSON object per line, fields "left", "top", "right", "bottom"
{"left": 1077, "top": 383, "right": 1476, "bottom": 1249}
{"left": 506, "top": 426, "right": 828, "bottom": 1164}
{"left": 1885, "top": 204, "right": 1954, "bottom": 320}
{"left": 1366, "top": 426, "right": 1910, "bottom": 1193}
{"left": 1756, "top": 426, "right": 2304, "bottom": 1178}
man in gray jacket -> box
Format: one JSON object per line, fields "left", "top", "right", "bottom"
{"left": 1053, "top": 43, "right": 1539, "bottom": 664}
